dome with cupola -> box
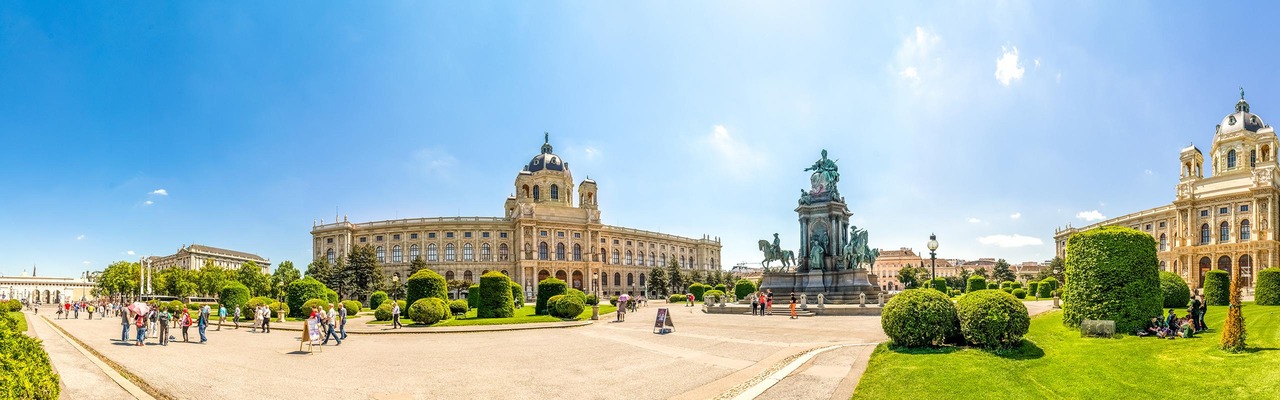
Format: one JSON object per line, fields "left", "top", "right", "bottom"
{"left": 1219, "top": 89, "right": 1267, "bottom": 135}
{"left": 526, "top": 132, "right": 568, "bottom": 173}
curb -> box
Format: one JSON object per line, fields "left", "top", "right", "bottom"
{"left": 211, "top": 320, "right": 593, "bottom": 334}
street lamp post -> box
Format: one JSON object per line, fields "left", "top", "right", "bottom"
{"left": 927, "top": 234, "right": 939, "bottom": 283}
{"left": 591, "top": 272, "right": 600, "bottom": 321}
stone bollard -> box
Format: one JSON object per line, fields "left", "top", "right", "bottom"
{"left": 817, "top": 293, "right": 825, "bottom": 309}
{"left": 1053, "top": 294, "right": 1060, "bottom": 309}
{"left": 800, "top": 294, "right": 808, "bottom": 310}
{"left": 859, "top": 293, "right": 867, "bottom": 307}
{"left": 877, "top": 292, "right": 885, "bottom": 306}
{"left": 719, "top": 295, "right": 726, "bottom": 308}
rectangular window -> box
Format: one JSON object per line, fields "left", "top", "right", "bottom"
{"left": 626, "top": 240, "right": 632, "bottom": 245}
{"left": 613, "top": 239, "right": 619, "bottom": 245}
{"left": 500, "top": 232, "right": 508, "bottom": 238}
{"left": 482, "top": 232, "right": 490, "bottom": 238}
{"left": 1201, "top": 210, "right": 1209, "bottom": 217}
{"left": 393, "top": 234, "right": 400, "bottom": 240}
{"left": 446, "top": 232, "right": 454, "bottom": 238}
{"left": 1220, "top": 207, "right": 1229, "bottom": 215}
{"left": 360, "top": 237, "right": 367, "bottom": 243}
{"left": 464, "top": 232, "right": 472, "bottom": 238}
{"left": 376, "top": 235, "right": 384, "bottom": 241}
{"left": 326, "top": 238, "right": 333, "bottom": 244}
{"left": 410, "top": 233, "right": 418, "bottom": 239}
{"left": 1159, "top": 222, "right": 1166, "bottom": 228}
{"left": 428, "top": 233, "right": 437, "bottom": 239}
{"left": 1241, "top": 205, "right": 1250, "bottom": 212}
{"left": 574, "top": 232, "right": 581, "bottom": 238}
{"left": 540, "top": 230, "right": 548, "bottom": 237}
{"left": 1145, "top": 224, "right": 1151, "bottom": 231}
{"left": 557, "top": 231, "right": 565, "bottom": 237}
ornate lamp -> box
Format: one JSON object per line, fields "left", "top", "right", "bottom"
{"left": 927, "top": 234, "right": 939, "bottom": 281}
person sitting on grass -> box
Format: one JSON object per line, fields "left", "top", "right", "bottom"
{"left": 1139, "top": 316, "right": 1161, "bottom": 337}
{"left": 1179, "top": 316, "right": 1195, "bottom": 338}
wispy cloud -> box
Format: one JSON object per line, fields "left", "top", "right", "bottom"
{"left": 1144, "top": 169, "right": 1153, "bottom": 175}
{"left": 76, "top": 234, "right": 85, "bottom": 240}
{"left": 144, "top": 200, "right": 154, "bottom": 205}
{"left": 1010, "top": 212, "right": 1022, "bottom": 220}
{"left": 967, "top": 217, "right": 982, "bottom": 223}
{"left": 125, "top": 250, "right": 135, "bottom": 256}
{"left": 994, "top": 46, "right": 1025, "bottom": 86}
{"left": 413, "top": 148, "right": 459, "bottom": 180}
{"left": 1076, "top": 210, "right": 1106, "bottom": 222}
{"left": 151, "top": 189, "right": 168, "bottom": 196}
{"left": 704, "top": 125, "right": 760, "bottom": 179}
{"left": 978, "top": 234, "right": 1044, "bottom": 248}
{"left": 892, "top": 27, "right": 941, "bottom": 85}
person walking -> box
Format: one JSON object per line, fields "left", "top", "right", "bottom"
{"left": 750, "top": 293, "right": 759, "bottom": 316}
{"left": 64, "top": 302, "right": 71, "bottom": 319}
{"left": 217, "top": 305, "right": 227, "bottom": 331}
{"left": 321, "top": 305, "right": 341, "bottom": 345}
{"left": 147, "top": 308, "right": 158, "bottom": 338}
{"left": 251, "top": 306, "right": 260, "bottom": 333}
{"left": 1197, "top": 294, "right": 1208, "bottom": 331}
{"left": 73, "top": 303, "right": 80, "bottom": 319}
{"left": 157, "top": 309, "right": 171, "bottom": 346}
{"left": 262, "top": 304, "right": 271, "bottom": 333}
{"left": 789, "top": 292, "right": 798, "bottom": 319}
{"left": 766, "top": 290, "right": 775, "bottom": 315}
{"left": 338, "top": 303, "right": 348, "bottom": 340}
{"left": 120, "top": 308, "right": 132, "bottom": 342}
{"left": 198, "top": 304, "right": 210, "bottom": 343}
{"left": 180, "top": 309, "right": 193, "bottom": 342}
{"left": 135, "top": 314, "right": 147, "bottom": 346}
{"left": 234, "top": 306, "right": 242, "bottom": 329}
{"left": 391, "top": 301, "right": 402, "bottom": 329}
{"left": 87, "top": 304, "right": 94, "bottom": 320}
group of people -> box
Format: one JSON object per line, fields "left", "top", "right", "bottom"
{"left": 121, "top": 304, "right": 208, "bottom": 347}
{"left": 307, "top": 303, "right": 348, "bottom": 345}
{"left": 1139, "top": 294, "right": 1209, "bottom": 339}
{"left": 613, "top": 294, "right": 647, "bottom": 322}
{"left": 55, "top": 300, "right": 115, "bottom": 320}
{"left": 748, "top": 289, "right": 775, "bottom": 316}
{"left": 215, "top": 304, "right": 274, "bottom": 333}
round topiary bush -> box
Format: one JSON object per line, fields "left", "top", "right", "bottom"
{"left": 1000, "top": 281, "right": 1012, "bottom": 290}
{"left": 324, "top": 288, "right": 339, "bottom": 304}
{"left": 448, "top": 299, "right": 469, "bottom": 315}
{"left": 477, "top": 271, "right": 515, "bottom": 318}
{"left": 374, "top": 302, "right": 393, "bottom": 321}
{"left": 955, "top": 290, "right": 1030, "bottom": 348}
{"left": 585, "top": 293, "right": 599, "bottom": 306}
{"left": 369, "top": 291, "right": 388, "bottom": 310}
{"left": 286, "top": 277, "right": 329, "bottom": 318}
{"left": 270, "top": 301, "right": 289, "bottom": 318}
{"left": 167, "top": 300, "right": 184, "bottom": 313}
{"left": 1062, "top": 226, "right": 1163, "bottom": 333}
{"left": 689, "top": 283, "right": 708, "bottom": 301}
{"left": 302, "top": 299, "right": 329, "bottom": 317}
{"left": 714, "top": 284, "right": 727, "bottom": 292}
{"left": 510, "top": 281, "right": 525, "bottom": 307}
{"left": 535, "top": 278, "right": 568, "bottom": 315}
{"left": 609, "top": 295, "right": 619, "bottom": 306}
{"left": 547, "top": 294, "right": 585, "bottom": 319}
{"left": 668, "top": 294, "right": 686, "bottom": 303}
{"left": 341, "top": 300, "right": 362, "bottom": 315}
{"left": 408, "top": 298, "right": 448, "bottom": 325}
{"left": 987, "top": 282, "right": 999, "bottom": 290}
{"left": 1027, "top": 282, "right": 1039, "bottom": 298}
{"left": 405, "top": 269, "right": 449, "bottom": 309}
{"left": 219, "top": 282, "right": 251, "bottom": 313}
{"left": 704, "top": 290, "right": 726, "bottom": 302}
{"left": 880, "top": 289, "right": 959, "bottom": 347}
{"left": 565, "top": 288, "right": 587, "bottom": 304}
{"left": 1011, "top": 282, "right": 1023, "bottom": 290}
{"left": 1203, "top": 269, "right": 1230, "bottom": 306}
{"left": 1159, "top": 271, "right": 1191, "bottom": 309}
{"left": 966, "top": 276, "right": 987, "bottom": 293}
{"left": 466, "top": 284, "right": 481, "bottom": 309}
{"left": 931, "top": 278, "right": 947, "bottom": 293}
{"left": 1038, "top": 277, "right": 1058, "bottom": 298}
{"left": 734, "top": 279, "right": 757, "bottom": 299}
{"left": 245, "top": 296, "right": 272, "bottom": 317}
{"left": 1256, "top": 268, "right": 1280, "bottom": 306}
{"left": 1012, "top": 288, "right": 1027, "bottom": 299}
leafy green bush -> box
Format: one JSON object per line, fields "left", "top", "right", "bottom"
{"left": 609, "top": 295, "right": 619, "bottom": 306}
{"left": 714, "top": 284, "right": 727, "bottom": 292}
{"left": 880, "top": 289, "right": 959, "bottom": 347}
{"left": 1012, "top": 288, "right": 1027, "bottom": 299}
{"left": 1204, "top": 270, "right": 1230, "bottom": 306}
{"left": 1028, "top": 282, "right": 1039, "bottom": 297}
{"left": 510, "top": 282, "right": 525, "bottom": 306}
{"left": 547, "top": 294, "right": 585, "bottom": 319}
{"left": 218, "top": 282, "right": 251, "bottom": 313}
{"left": 374, "top": 302, "right": 393, "bottom": 321}
{"left": 187, "top": 302, "right": 203, "bottom": 311}
{"left": 341, "top": 300, "right": 362, "bottom": 315}
{"left": 986, "top": 282, "right": 999, "bottom": 290}
{"left": 1257, "top": 268, "right": 1280, "bottom": 306}
{"left": 164, "top": 300, "right": 183, "bottom": 313}
{"left": 1159, "top": 271, "right": 1191, "bottom": 308}
{"left": 734, "top": 279, "right": 757, "bottom": 299}
{"left": 0, "top": 313, "right": 60, "bottom": 399}
{"left": 406, "top": 269, "right": 449, "bottom": 309}
{"left": 966, "top": 276, "right": 987, "bottom": 293}
{"left": 585, "top": 293, "right": 599, "bottom": 306}
{"left": 477, "top": 271, "right": 515, "bottom": 318}
{"left": 302, "top": 299, "right": 329, "bottom": 317}
{"left": 245, "top": 297, "right": 273, "bottom": 317}
{"left": 565, "top": 288, "right": 587, "bottom": 304}
{"left": 1062, "top": 226, "right": 1162, "bottom": 333}
{"left": 448, "top": 299, "right": 469, "bottom": 315}
{"left": 369, "top": 291, "right": 388, "bottom": 310}
{"left": 1038, "top": 277, "right": 1058, "bottom": 298}
{"left": 286, "top": 278, "right": 329, "bottom": 318}
{"left": 270, "top": 301, "right": 289, "bottom": 317}
{"left": 931, "top": 278, "right": 947, "bottom": 293}
{"left": 689, "top": 283, "right": 708, "bottom": 301}
{"left": 324, "top": 288, "right": 339, "bottom": 304}
{"left": 704, "top": 290, "right": 726, "bottom": 302}
{"left": 408, "top": 298, "right": 449, "bottom": 325}
{"left": 955, "top": 290, "right": 1030, "bottom": 348}
{"left": 1000, "top": 281, "right": 1012, "bottom": 290}
{"left": 1011, "top": 282, "right": 1023, "bottom": 290}
{"left": 668, "top": 294, "right": 686, "bottom": 303}
{"left": 535, "top": 278, "right": 568, "bottom": 315}
{"left": 466, "top": 284, "right": 480, "bottom": 309}
{"left": 949, "top": 289, "right": 961, "bottom": 297}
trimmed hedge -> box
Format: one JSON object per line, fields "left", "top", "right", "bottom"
{"left": 565, "top": 288, "right": 588, "bottom": 305}
{"left": 1204, "top": 270, "right": 1230, "bottom": 306}
{"left": 341, "top": 300, "right": 362, "bottom": 315}
{"left": 609, "top": 295, "right": 619, "bottom": 306}
{"left": 448, "top": 299, "right": 469, "bottom": 315}
{"left": 585, "top": 294, "right": 599, "bottom": 306}
{"left": 1000, "top": 281, "right": 1012, "bottom": 290}
{"left": 1159, "top": 271, "right": 1191, "bottom": 309}
{"left": 668, "top": 294, "right": 686, "bottom": 303}
{"left": 286, "top": 278, "right": 329, "bottom": 318}
{"left": 302, "top": 299, "right": 329, "bottom": 317}
{"left": 218, "top": 282, "right": 251, "bottom": 313}
{"left": 1038, "top": 277, "right": 1058, "bottom": 298}
{"left": 931, "top": 278, "right": 947, "bottom": 293}
{"left": 714, "top": 284, "right": 727, "bottom": 292}
{"left": 966, "top": 276, "right": 987, "bottom": 293}
{"left": 734, "top": 279, "right": 758, "bottom": 299}
{"left": 1028, "top": 282, "right": 1039, "bottom": 297}
{"left": 0, "top": 313, "right": 60, "bottom": 399}
{"left": 324, "top": 289, "right": 339, "bottom": 304}
{"left": 3, "top": 299, "right": 21, "bottom": 312}
{"left": 547, "top": 294, "right": 585, "bottom": 319}
{"left": 880, "top": 289, "right": 959, "bottom": 347}
{"left": 466, "top": 284, "right": 481, "bottom": 309}
{"left": 955, "top": 290, "right": 1030, "bottom": 348}
{"left": 374, "top": 302, "right": 394, "bottom": 321}
{"left": 369, "top": 291, "right": 388, "bottom": 310}
{"left": 270, "top": 301, "right": 289, "bottom": 318}
{"left": 704, "top": 290, "right": 726, "bottom": 303}
{"left": 689, "top": 283, "right": 709, "bottom": 301}
{"left": 1012, "top": 288, "right": 1027, "bottom": 299}
{"left": 408, "top": 298, "right": 449, "bottom": 325}
{"left": 477, "top": 271, "right": 515, "bottom": 318}
{"left": 510, "top": 282, "right": 525, "bottom": 306}
{"left": 166, "top": 300, "right": 184, "bottom": 313}
{"left": 405, "top": 269, "right": 449, "bottom": 309}
{"left": 1011, "top": 282, "right": 1023, "bottom": 290}
{"left": 987, "top": 282, "right": 999, "bottom": 290}
{"left": 245, "top": 297, "right": 273, "bottom": 317}
{"left": 535, "top": 278, "right": 568, "bottom": 315}
{"left": 1257, "top": 268, "right": 1280, "bottom": 306}
{"left": 1062, "top": 226, "right": 1162, "bottom": 333}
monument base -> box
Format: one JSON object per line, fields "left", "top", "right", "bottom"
{"left": 757, "top": 269, "right": 885, "bottom": 304}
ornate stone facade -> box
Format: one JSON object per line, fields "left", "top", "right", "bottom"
{"left": 146, "top": 244, "right": 271, "bottom": 274}
{"left": 311, "top": 134, "right": 722, "bottom": 298}
{"left": 1055, "top": 92, "right": 1278, "bottom": 289}
{"left": 0, "top": 274, "right": 96, "bottom": 303}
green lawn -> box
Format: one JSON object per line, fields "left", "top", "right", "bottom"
{"left": 5, "top": 311, "right": 26, "bottom": 332}
{"left": 853, "top": 303, "right": 1280, "bottom": 399}
{"left": 365, "top": 304, "right": 618, "bottom": 327}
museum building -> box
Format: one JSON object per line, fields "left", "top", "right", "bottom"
{"left": 311, "top": 135, "right": 722, "bottom": 298}
{"left": 1055, "top": 92, "right": 1277, "bottom": 289}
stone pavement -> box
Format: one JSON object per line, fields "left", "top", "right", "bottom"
{"left": 23, "top": 309, "right": 145, "bottom": 399}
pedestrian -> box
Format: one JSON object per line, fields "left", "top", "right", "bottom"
{"left": 338, "top": 303, "right": 348, "bottom": 340}
{"left": 234, "top": 306, "right": 242, "bottom": 329}
{"left": 135, "top": 314, "right": 147, "bottom": 346}
{"left": 56, "top": 305, "right": 64, "bottom": 319}
{"left": 750, "top": 293, "right": 759, "bottom": 316}
{"left": 217, "top": 304, "right": 227, "bottom": 331}
{"left": 180, "top": 309, "right": 193, "bottom": 342}
{"left": 74, "top": 303, "right": 80, "bottom": 319}
{"left": 251, "top": 306, "right": 260, "bottom": 333}
{"left": 766, "top": 289, "right": 774, "bottom": 315}
{"left": 198, "top": 304, "right": 210, "bottom": 343}
{"left": 87, "top": 304, "right": 94, "bottom": 319}
{"left": 789, "top": 292, "right": 798, "bottom": 319}
{"left": 64, "top": 302, "right": 71, "bottom": 319}
{"left": 120, "top": 308, "right": 132, "bottom": 342}
{"left": 686, "top": 293, "right": 694, "bottom": 306}
{"left": 321, "top": 305, "right": 341, "bottom": 345}
{"left": 262, "top": 304, "right": 271, "bottom": 333}
{"left": 1197, "top": 294, "right": 1208, "bottom": 331}
{"left": 158, "top": 309, "right": 171, "bottom": 346}
{"left": 391, "top": 301, "right": 402, "bottom": 329}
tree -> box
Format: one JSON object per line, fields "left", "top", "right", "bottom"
{"left": 305, "top": 258, "right": 336, "bottom": 288}
{"left": 1048, "top": 256, "right": 1066, "bottom": 283}
{"left": 97, "top": 261, "right": 140, "bottom": 300}
{"left": 387, "top": 279, "right": 406, "bottom": 301}
{"left": 196, "top": 261, "right": 235, "bottom": 297}
{"left": 447, "top": 279, "right": 473, "bottom": 299}
{"left": 342, "top": 244, "right": 385, "bottom": 301}
{"left": 974, "top": 267, "right": 989, "bottom": 279}
{"left": 271, "top": 261, "right": 301, "bottom": 300}
{"left": 959, "top": 268, "right": 972, "bottom": 284}
{"left": 992, "top": 259, "right": 1016, "bottom": 283}
{"left": 648, "top": 267, "right": 668, "bottom": 296}
{"left": 666, "top": 259, "right": 685, "bottom": 295}
{"left": 897, "top": 265, "right": 922, "bottom": 289}
{"left": 409, "top": 256, "right": 428, "bottom": 275}
{"left": 690, "top": 269, "right": 706, "bottom": 285}
{"left": 156, "top": 267, "right": 197, "bottom": 300}
{"left": 237, "top": 261, "right": 271, "bottom": 297}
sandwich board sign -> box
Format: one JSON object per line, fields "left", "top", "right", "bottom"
{"left": 653, "top": 307, "right": 674, "bottom": 334}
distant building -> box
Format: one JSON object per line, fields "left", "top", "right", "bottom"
{"left": 146, "top": 244, "right": 271, "bottom": 274}
{"left": 0, "top": 270, "right": 95, "bottom": 303}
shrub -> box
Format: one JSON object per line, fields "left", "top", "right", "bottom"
{"left": 167, "top": 300, "right": 184, "bottom": 313}
{"left": 585, "top": 294, "right": 599, "bottom": 306}
{"left": 1257, "top": 268, "right": 1280, "bottom": 306}
{"left": 245, "top": 296, "right": 273, "bottom": 317}
{"left": 1062, "top": 226, "right": 1163, "bottom": 333}
{"left": 565, "top": 288, "right": 587, "bottom": 305}
{"left": 286, "top": 278, "right": 329, "bottom": 318}
{"left": 956, "top": 290, "right": 1030, "bottom": 348}
{"left": 1204, "top": 270, "right": 1230, "bottom": 306}
{"left": 408, "top": 298, "right": 449, "bottom": 325}
{"left": 448, "top": 299, "right": 469, "bottom": 315}
{"left": 931, "top": 278, "right": 947, "bottom": 293}
{"left": 1000, "top": 281, "right": 1012, "bottom": 290}
{"left": 374, "top": 302, "right": 393, "bottom": 321}
{"left": 535, "top": 278, "right": 568, "bottom": 315}
{"left": 301, "top": 299, "right": 329, "bottom": 320}
{"left": 1159, "top": 271, "right": 1191, "bottom": 309}
{"left": 734, "top": 279, "right": 757, "bottom": 299}
{"left": 4, "top": 299, "right": 21, "bottom": 312}
{"left": 466, "top": 284, "right": 481, "bottom": 309}
{"left": 668, "top": 294, "right": 686, "bottom": 303}
{"left": 966, "top": 276, "right": 987, "bottom": 293}
{"left": 1221, "top": 272, "right": 1246, "bottom": 353}
{"left": 714, "top": 284, "right": 727, "bottom": 292}
{"left": 324, "top": 289, "right": 339, "bottom": 304}
{"left": 270, "top": 301, "right": 289, "bottom": 317}
{"left": 187, "top": 302, "right": 203, "bottom": 311}
{"left": 405, "top": 269, "right": 449, "bottom": 309}
{"left": 609, "top": 295, "right": 619, "bottom": 306}
{"left": 1028, "top": 282, "right": 1039, "bottom": 297}
{"left": 369, "top": 291, "right": 388, "bottom": 310}
{"left": 950, "top": 289, "right": 961, "bottom": 297}
{"left": 547, "top": 294, "right": 585, "bottom": 319}
{"left": 396, "top": 300, "right": 406, "bottom": 310}
{"left": 510, "top": 282, "right": 525, "bottom": 307}
{"left": 1012, "top": 288, "right": 1027, "bottom": 299}
{"left": 987, "top": 282, "right": 999, "bottom": 290}
{"left": 689, "top": 283, "right": 708, "bottom": 301}
{"left": 1038, "top": 277, "right": 1058, "bottom": 298}
{"left": 880, "top": 289, "right": 959, "bottom": 347}
{"left": 1011, "top": 282, "right": 1023, "bottom": 290}
{"left": 341, "top": 300, "right": 362, "bottom": 315}
{"left": 477, "top": 271, "right": 515, "bottom": 318}
{"left": 218, "top": 282, "right": 251, "bottom": 313}
{"left": 0, "top": 313, "right": 60, "bottom": 399}
{"left": 704, "top": 290, "right": 726, "bottom": 303}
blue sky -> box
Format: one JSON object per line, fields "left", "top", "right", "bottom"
{"left": 3, "top": 1, "right": 1278, "bottom": 277}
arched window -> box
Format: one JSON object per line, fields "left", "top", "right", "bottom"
{"left": 1220, "top": 221, "right": 1231, "bottom": 242}
{"left": 1159, "top": 234, "right": 1167, "bottom": 251}
{"left": 710, "top": 258, "right": 716, "bottom": 268}
{"left": 551, "top": 184, "right": 559, "bottom": 200}
{"left": 625, "top": 251, "right": 633, "bottom": 265}
{"left": 463, "top": 243, "right": 474, "bottom": 261}
{"left": 428, "top": 244, "right": 439, "bottom": 262}
{"left": 463, "top": 270, "right": 473, "bottom": 282}
{"left": 1228, "top": 149, "right": 1237, "bottom": 168}
{"left": 650, "top": 252, "right": 657, "bottom": 267}
{"left": 445, "top": 244, "right": 456, "bottom": 261}
{"left": 638, "top": 252, "right": 645, "bottom": 265}
{"left": 409, "top": 244, "right": 420, "bottom": 260}
{"left": 499, "top": 244, "right": 509, "bottom": 261}
{"left": 627, "top": 273, "right": 634, "bottom": 286}
{"left": 533, "top": 185, "right": 541, "bottom": 201}
{"left": 522, "top": 185, "right": 530, "bottom": 198}
{"left": 1242, "top": 219, "right": 1251, "bottom": 241}
{"left": 539, "top": 242, "right": 549, "bottom": 260}
{"left": 612, "top": 250, "right": 620, "bottom": 264}
{"left": 326, "top": 249, "right": 335, "bottom": 264}
{"left": 556, "top": 243, "right": 566, "bottom": 260}
{"left": 1201, "top": 224, "right": 1210, "bottom": 244}
{"left": 445, "top": 271, "right": 455, "bottom": 280}
{"left": 573, "top": 244, "right": 582, "bottom": 261}
{"left": 639, "top": 273, "right": 646, "bottom": 286}
{"left": 661, "top": 253, "right": 667, "bottom": 266}
{"left": 392, "top": 245, "right": 403, "bottom": 263}
{"left": 614, "top": 272, "right": 621, "bottom": 286}
{"left": 481, "top": 244, "right": 492, "bottom": 261}
{"left": 680, "top": 256, "right": 686, "bottom": 267}
{"left": 376, "top": 246, "right": 386, "bottom": 263}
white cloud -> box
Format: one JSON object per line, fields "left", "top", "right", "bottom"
{"left": 76, "top": 234, "right": 85, "bottom": 240}
{"left": 978, "top": 234, "right": 1044, "bottom": 248}
{"left": 1144, "top": 169, "right": 1153, "bottom": 175}
{"left": 413, "top": 148, "right": 458, "bottom": 179}
{"left": 151, "top": 189, "right": 168, "bottom": 196}
{"left": 967, "top": 217, "right": 982, "bottom": 223}
{"left": 1099, "top": 201, "right": 1106, "bottom": 207}
{"left": 126, "top": 250, "right": 136, "bottom": 255}
{"left": 1034, "top": 58, "right": 1041, "bottom": 68}
{"left": 144, "top": 200, "right": 154, "bottom": 205}
{"left": 705, "top": 125, "right": 760, "bottom": 179}
{"left": 1010, "top": 212, "right": 1022, "bottom": 219}
{"left": 994, "top": 46, "right": 1025, "bottom": 86}
{"left": 1076, "top": 210, "right": 1106, "bottom": 222}
{"left": 82, "top": 261, "right": 91, "bottom": 266}
{"left": 583, "top": 147, "right": 600, "bottom": 161}
{"left": 899, "top": 66, "right": 919, "bottom": 80}
{"left": 892, "top": 27, "right": 941, "bottom": 84}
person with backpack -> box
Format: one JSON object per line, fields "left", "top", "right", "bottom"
{"left": 134, "top": 314, "right": 147, "bottom": 346}
{"left": 180, "top": 309, "right": 193, "bottom": 342}
{"left": 157, "top": 309, "right": 171, "bottom": 346}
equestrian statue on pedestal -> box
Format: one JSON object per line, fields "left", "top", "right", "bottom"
{"left": 758, "top": 233, "right": 796, "bottom": 272}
